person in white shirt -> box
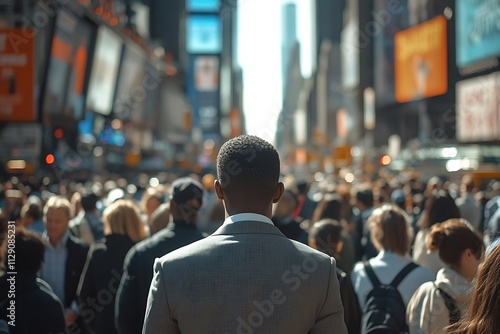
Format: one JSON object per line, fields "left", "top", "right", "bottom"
{"left": 351, "top": 204, "right": 435, "bottom": 310}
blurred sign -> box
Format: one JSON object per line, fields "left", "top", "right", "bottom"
{"left": 195, "top": 56, "right": 219, "bottom": 91}
{"left": 456, "top": 72, "right": 500, "bottom": 142}
{"left": 187, "top": 0, "right": 220, "bottom": 12}
{"left": 43, "top": 9, "right": 93, "bottom": 120}
{"left": 457, "top": 0, "right": 500, "bottom": 67}
{"left": 333, "top": 145, "right": 352, "bottom": 167}
{"left": 395, "top": 16, "right": 448, "bottom": 103}
{"left": 186, "top": 15, "right": 221, "bottom": 54}
{"left": 188, "top": 55, "right": 220, "bottom": 135}
{"left": 0, "top": 28, "right": 35, "bottom": 122}
{"left": 0, "top": 124, "right": 41, "bottom": 159}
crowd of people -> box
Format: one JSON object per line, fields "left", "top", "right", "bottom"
{"left": 0, "top": 134, "right": 499, "bottom": 333}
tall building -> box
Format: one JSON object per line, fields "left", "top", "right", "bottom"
{"left": 282, "top": 3, "right": 297, "bottom": 95}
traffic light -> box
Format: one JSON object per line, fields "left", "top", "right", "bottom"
{"left": 54, "top": 128, "right": 64, "bottom": 139}
{"left": 45, "top": 154, "right": 55, "bottom": 165}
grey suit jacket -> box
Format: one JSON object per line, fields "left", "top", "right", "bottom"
{"left": 143, "top": 221, "right": 347, "bottom": 334}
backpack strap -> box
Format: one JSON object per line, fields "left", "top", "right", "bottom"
{"left": 363, "top": 261, "right": 381, "bottom": 287}
{"left": 435, "top": 285, "right": 461, "bottom": 324}
{"left": 390, "top": 262, "right": 419, "bottom": 287}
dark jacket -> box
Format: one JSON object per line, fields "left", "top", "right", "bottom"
{"left": 65, "top": 235, "right": 89, "bottom": 309}
{"left": 272, "top": 217, "right": 309, "bottom": 244}
{"left": 337, "top": 268, "right": 361, "bottom": 334}
{"left": 115, "top": 221, "right": 204, "bottom": 334}
{"left": 78, "top": 234, "right": 136, "bottom": 334}
{"left": 0, "top": 274, "right": 66, "bottom": 334}
{"left": 64, "top": 235, "right": 89, "bottom": 334}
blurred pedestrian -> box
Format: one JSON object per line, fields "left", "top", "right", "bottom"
{"left": 407, "top": 219, "right": 485, "bottom": 334}
{"left": 309, "top": 219, "right": 361, "bottom": 334}
{"left": 413, "top": 190, "right": 461, "bottom": 273}
{"left": 40, "top": 196, "right": 88, "bottom": 333}
{"left": 78, "top": 200, "right": 146, "bottom": 334}
{"left": 116, "top": 177, "right": 204, "bottom": 334}
{"left": 351, "top": 204, "right": 435, "bottom": 316}
{"left": 0, "top": 228, "right": 66, "bottom": 334}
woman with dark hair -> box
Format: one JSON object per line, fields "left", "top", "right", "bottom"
{"left": 413, "top": 189, "right": 462, "bottom": 273}
{"left": 407, "top": 219, "right": 485, "bottom": 334}
{"left": 312, "top": 193, "right": 356, "bottom": 273}
{"left": 308, "top": 219, "right": 361, "bottom": 334}
{"left": 0, "top": 228, "right": 66, "bottom": 334}
{"left": 446, "top": 243, "right": 500, "bottom": 334}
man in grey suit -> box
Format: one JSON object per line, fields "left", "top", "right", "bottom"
{"left": 143, "top": 135, "right": 347, "bottom": 334}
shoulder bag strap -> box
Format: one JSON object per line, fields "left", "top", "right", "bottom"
{"left": 390, "top": 262, "right": 419, "bottom": 287}
{"left": 363, "top": 261, "right": 381, "bottom": 287}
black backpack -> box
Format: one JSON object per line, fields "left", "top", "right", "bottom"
{"left": 361, "top": 261, "right": 419, "bottom": 334}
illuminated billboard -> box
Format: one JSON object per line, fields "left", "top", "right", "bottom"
{"left": 394, "top": 16, "right": 447, "bottom": 103}
{"left": 457, "top": 0, "right": 500, "bottom": 67}
{"left": 186, "top": 15, "right": 221, "bottom": 54}
{"left": 456, "top": 72, "right": 500, "bottom": 142}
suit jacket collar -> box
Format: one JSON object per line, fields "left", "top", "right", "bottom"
{"left": 211, "top": 221, "right": 286, "bottom": 238}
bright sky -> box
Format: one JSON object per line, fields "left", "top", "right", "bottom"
{"left": 237, "top": 0, "right": 315, "bottom": 144}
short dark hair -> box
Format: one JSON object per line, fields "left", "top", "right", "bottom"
{"left": 421, "top": 190, "right": 461, "bottom": 229}
{"left": 309, "top": 219, "right": 343, "bottom": 257}
{"left": 81, "top": 192, "right": 99, "bottom": 212}
{"left": 2, "top": 228, "right": 46, "bottom": 274}
{"left": 217, "top": 135, "right": 280, "bottom": 200}
{"left": 355, "top": 186, "right": 374, "bottom": 208}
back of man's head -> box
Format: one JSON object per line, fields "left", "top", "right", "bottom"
{"left": 216, "top": 135, "right": 280, "bottom": 203}
{"left": 169, "top": 177, "right": 203, "bottom": 223}
{"left": 81, "top": 191, "right": 99, "bottom": 212}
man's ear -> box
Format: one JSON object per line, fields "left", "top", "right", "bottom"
{"left": 272, "top": 182, "right": 285, "bottom": 204}
{"left": 214, "top": 180, "right": 224, "bottom": 200}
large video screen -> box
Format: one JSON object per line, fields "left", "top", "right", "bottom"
{"left": 86, "top": 26, "right": 122, "bottom": 115}
{"left": 42, "top": 9, "right": 94, "bottom": 120}
{"left": 114, "top": 42, "right": 146, "bottom": 123}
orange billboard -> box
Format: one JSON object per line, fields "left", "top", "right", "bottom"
{"left": 0, "top": 29, "right": 35, "bottom": 122}
{"left": 395, "top": 16, "right": 447, "bottom": 103}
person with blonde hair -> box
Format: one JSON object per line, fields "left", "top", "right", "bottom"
{"left": 351, "top": 204, "right": 435, "bottom": 333}
{"left": 77, "top": 200, "right": 146, "bottom": 334}
{"left": 407, "top": 219, "right": 485, "bottom": 334}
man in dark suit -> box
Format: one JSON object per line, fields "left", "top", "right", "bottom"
{"left": 143, "top": 135, "right": 347, "bottom": 333}
{"left": 40, "top": 196, "right": 89, "bottom": 333}
{"left": 115, "top": 177, "right": 205, "bottom": 334}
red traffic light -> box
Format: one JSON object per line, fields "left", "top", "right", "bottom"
{"left": 54, "top": 128, "right": 64, "bottom": 139}
{"left": 45, "top": 154, "right": 55, "bottom": 165}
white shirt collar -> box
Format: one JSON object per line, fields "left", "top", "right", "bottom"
{"left": 223, "top": 213, "right": 274, "bottom": 226}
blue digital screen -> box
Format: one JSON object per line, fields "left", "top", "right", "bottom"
{"left": 457, "top": 0, "right": 500, "bottom": 67}
{"left": 186, "top": 15, "right": 221, "bottom": 54}
{"left": 187, "top": 0, "right": 220, "bottom": 12}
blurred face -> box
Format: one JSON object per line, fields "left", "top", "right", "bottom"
{"left": 45, "top": 208, "right": 69, "bottom": 244}
{"left": 461, "top": 248, "right": 483, "bottom": 282}
{"left": 146, "top": 197, "right": 161, "bottom": 216}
